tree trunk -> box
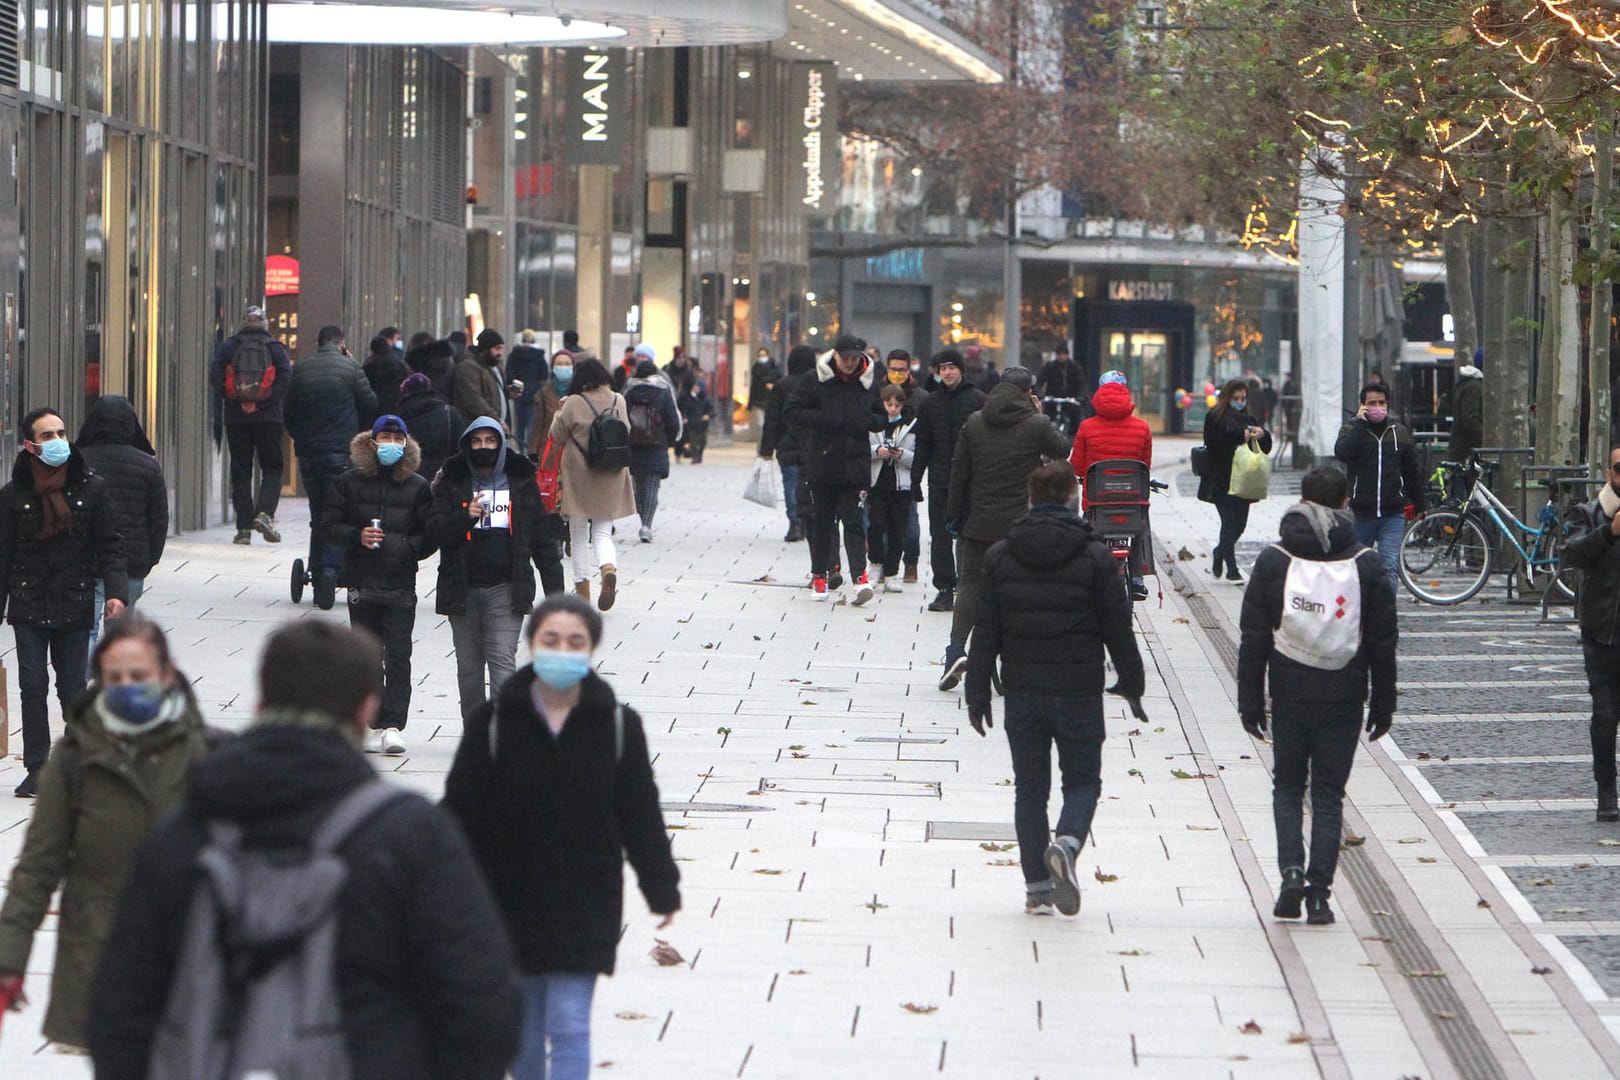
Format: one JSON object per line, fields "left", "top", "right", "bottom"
{"left": 1444, "top": 225, "right": 1478, "bottom": 367}
{"left": 1495, "top": 203, "right": 1534, "bottom": 494}
{"left": 1480, "top": 179, "right": 1508, "bottom": 450}
{"left": 1590, "top": 122, "right": 1614, "bottom": 475}
{"left": 1552, "top": 191, "right": 1584, "bottom": 465}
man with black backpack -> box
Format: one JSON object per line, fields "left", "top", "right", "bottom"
{"left": 88, "top": 620, "right": 522, "bottom": 1080}
{"left": 1238, "top": 465, "right": 1397, "bottom": 927}
{"left": 210, "top": 304, "right": 292, "bottom": 545}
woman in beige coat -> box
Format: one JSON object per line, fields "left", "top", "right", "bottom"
{"left": 547, "top": 357, "right": 637, "bottom": 610}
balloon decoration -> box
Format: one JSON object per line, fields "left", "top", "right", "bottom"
{"left": 1206, "top": 393, "right": 1219, "bottom": 408}
{"left": 1203, "top": 380, "right": 1217, "bottom": 396}
{"left": 1174, "top": 388, "right": 1194, "bottom": 409}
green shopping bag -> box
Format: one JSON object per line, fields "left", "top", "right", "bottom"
{"left": 1228, "top": 438, "right": 1271, "bottom": 501}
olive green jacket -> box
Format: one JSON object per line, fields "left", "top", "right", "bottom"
{"left": 0, "top": 677, "right": 210, "bottom": 1046}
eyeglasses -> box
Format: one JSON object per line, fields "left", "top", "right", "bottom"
{"left": 1609, "top": 462, "right": 1620, "bottom": 473}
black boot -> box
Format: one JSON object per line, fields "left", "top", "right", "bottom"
{"left": 1273, "top": 867, "right": 1306, "bottom": 919}
{"left": 1599, "top": 789, "right": 1619, "bottom": 823}
{"left": 784, "top": 521, "right": 805, "bottom": 543}
{"left": 1211, "top": 548, "right": 1225, "bottom": 577}
{"left": 927, "top": 588, "right": 954, "bottom": 613}
{"left": 1306, "top": 893, "right": 1335, "bottom": 926}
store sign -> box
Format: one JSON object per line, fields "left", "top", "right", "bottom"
{"left": 565, "top": 49, "right": 625, "bottom": 165}
{"left": 792, "top": 62, "right": 839, "bottom": 214}
{"left": 1109, "top": 280, "right": 1174, "bottom": 302}
{"left": 265, "top": 255, "right": 299, "bottom": 297}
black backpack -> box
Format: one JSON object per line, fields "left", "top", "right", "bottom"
{"left": 573, "top": 396, "right": 632, "bottom": 471}
{"left": 225, "top": 335, "right": 277, "bottom": 404}
{"left": 627, "top": 398, "right": 664, "bottom": 448}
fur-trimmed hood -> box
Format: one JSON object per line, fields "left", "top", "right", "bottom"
{"left": 815, "top": 349, "right": 876, "bottom": 388}
{"left": 347, "top": 430, "right": 422, "bottom": 481}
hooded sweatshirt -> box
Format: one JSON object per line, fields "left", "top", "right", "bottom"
{"left": 1334, "top": 413, "right": 1426, "bottom": 519}
{"left": 76, "top": 396, "right": 168, "bottom": 579}
{"left": 1069, "top": 382, "right": 1153, "bottom": 509}
{"left": 946, "top": 382, "right": 1073, "bottom": 543}
{"left": 1237, "top": 503, "right": 1398, "bottom": 721}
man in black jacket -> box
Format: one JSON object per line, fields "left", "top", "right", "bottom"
{"left": 1561, "top": 443, "right": 1620, "bottom": 821}
{"left": 88, "top": 620, "right": 522, "bottom": 1080}
{"left": 1333, "top": 382, "right": 1425, "bottom": 596}
{"left": 210, "top": 304, "right": 292, "bottom": 545}
{"left": 965, "top": 463, "right": 1143, "bottom": 917}
{"left": 323, "top": 414, "right": 435, "bottom": 756}
{"left": 913, "top": 349, "right": 987, "bottom": 611}
{"left": 785, "top": 334, "right": 884, "bottom": 604}
{"left": 759, "top": 344, "right": 817, "bottom": 543}
{"left": 1238, "top": 465, "right": 1397, "bottom": 926}
{"left": 0, "top": 407, "right": 128, "bottom": 797}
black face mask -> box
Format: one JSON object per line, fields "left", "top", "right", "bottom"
{"left": 468, "top": 446, "right": 500, "bottom": 470}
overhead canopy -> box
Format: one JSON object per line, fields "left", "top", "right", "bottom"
{"left": 268, "top": 0, "right": 786, "bottom": 45}
{"left": 781, "top": 0, "right": 1002, "bottom": 83}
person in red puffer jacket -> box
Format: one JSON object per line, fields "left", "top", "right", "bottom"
{"left": 1069, "top": 371, "right": 1153, "bottom": 510}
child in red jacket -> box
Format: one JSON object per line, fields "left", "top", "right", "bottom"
{"left": 1069, "top": 371, "right": 1154, "bottom": 509}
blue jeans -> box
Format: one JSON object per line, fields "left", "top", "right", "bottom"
{"left": 1352, "top": 513, "right": 1403, "bottom": 596}
{"left": 91, "top": 577, "right": 146, "bottom": 655}
{"left": 299, "top": 453, "right": 351, "bottom": 579}
{"left": 14, "top": 623, "right": 90, "bottom": 771}
{"left": 514, "top": 397, "right": 536, "bottom": 452}
{"left": 778, "top": 462, "right": 801, "bottom": 523}
{"left": 905, "top": 501, "right": 920, "bottom": 567}
{"left": 1271, "top": 701, "right": 1362, "bottom": 893}
{"left": 514, "top": 973, "right": 597, "bottom": 1080}
{"left": 1004, "top": 695, "right": 1105, "bottom": 887}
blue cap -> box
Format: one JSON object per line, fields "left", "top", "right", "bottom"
{"left": 371, "top": 414, "right": 407, "bottom": 437}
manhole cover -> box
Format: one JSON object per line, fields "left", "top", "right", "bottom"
{"left": 661, "top": 802, "right": 773, "bottom": 813}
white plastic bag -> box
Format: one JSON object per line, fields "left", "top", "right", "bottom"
{"left": 743, "top": 459, "right": 781, "bottom": 509}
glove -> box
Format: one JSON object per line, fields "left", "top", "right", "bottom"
{"left": 945, "top": 518, "right": 963, "bottom": 539}
{"left": 1366, "top": 712, "right": 1392, "bottom": 741}
{"left": 0, "top": 973, "right": 26, "bottom": 1013}
{"left": 1241, "top": 713, "right": 1268, "bottom": 739}
{"left": 1105, "top": 684, "right": 1147, "bottom": 722}
{"left": 968, "top": 703, "right": 993, "bottom": 737}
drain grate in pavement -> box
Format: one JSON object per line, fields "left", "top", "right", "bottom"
{"left": 757, "top": 776, "right": 941, "bottom": 798}
{"left": 854, "top": 736, "right": 947, "bottom": 744}
{"left": 925, "top": 821, "right": 1017, "bottom": 842}
{"left": 662, "top": 802, "right": 774, "bottom": 813}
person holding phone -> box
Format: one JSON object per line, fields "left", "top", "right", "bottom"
{"left": 1198, "top": 379, "right": 1272, "bottom": 583}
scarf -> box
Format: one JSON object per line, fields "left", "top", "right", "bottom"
{"left": 29, "top": 457, "right": 70, "bottom": 540}
{"left": 95, "top": 684, "right": 188, "bottom": 738}
{"left": 1290, "top": 501, "right": 1350, "bottom": 555}
{"left": 1599, "top": 483, "right": 1620, "bottom": 521}
{"left": 250, "top": 705, "right": 364, "bottom": 750}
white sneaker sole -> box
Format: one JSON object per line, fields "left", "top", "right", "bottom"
{"left": 1044, "top": 842, "right": 1082, "bottom": 916}
{"left": 852, "top": 586, "right": 874, "bottom": 607}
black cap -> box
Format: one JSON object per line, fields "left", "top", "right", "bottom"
{"left": 832, "top": 333, "right": 865, "bottom": 354}
{"left": 476, "top": 329, "right": 504, "bottom": 350}
{"left": 932, "top": 348, "right": 964, "bottom": 370}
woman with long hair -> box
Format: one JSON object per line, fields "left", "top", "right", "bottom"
{"left": 1198, "top": 379, "right": 1272, "bottom": 582}
{"left": 547, "top": 357, "right": 636, "bottom": 610}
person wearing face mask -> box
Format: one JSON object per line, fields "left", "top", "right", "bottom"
{"left": 322, "top": 415, "right": 435, "bottom": 755}
{"left": 1198, "top": 379, "right": 1273, "bottom": 583}
{"left": 0, "top": 407, "right": 128, "bottom": 798}
{"left": 747, "top": 347, "right": 781, "bottom": 440}
{"left": 444, "top": 594, "right": 680, "bottom": 1080}
{"left": 524, "top": 350, "right": 575, "bottom": 459}
{"left": 1334, "top": 382, "right": 1424, "bottom": 596}
{"left": 0, "top": 615, "right": 213, "bottom": 1048}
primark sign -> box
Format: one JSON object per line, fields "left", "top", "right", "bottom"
{"left": 792, "top": 62, "right": 839, "bottom": 214}
{"left": 566, "top": 49, "right": 625, "bottom": 165}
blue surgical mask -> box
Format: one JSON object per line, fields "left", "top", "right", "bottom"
{"left": 393, "top": 340, "right": 404, "bottom": 352}
{"left": 553, "top": 366, "right": 574, "bottom": 387}
{"left": 376, "top": 442, "right": 405, "bottom": 467}
{"left": 531, "top": 649, "right": 592, "bottom": 690}
{"left": 36, "top": 439, "right": 70, "bottom": 468}
{"left": 1231, "top": 400, "right": 1247, "bottom": 411}
{"left": 103, "top": 681, "right": 168, "bottom": 727}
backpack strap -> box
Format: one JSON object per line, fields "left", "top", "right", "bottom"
{"left": 311, "top": 780, "right": 409, "bottom": 855}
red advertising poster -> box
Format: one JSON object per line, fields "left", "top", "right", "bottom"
{"left": 266, "top": 255, "right": 300, "bottom": 297}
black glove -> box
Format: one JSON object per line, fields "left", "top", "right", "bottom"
{"left": 968, "top": 703, "right": 993, "bottom": 736}
{"left": 1241, "top": 713, "right": 1268, "bottom": 739}
{"left": 1105, "top": 684, "right": 1148, "bottom": 722}
{"left": 945, "top": 518, "right": 963, "bottom": 539}
{"left": 1366, "top": 711, "right": 1392, "bottom": 741}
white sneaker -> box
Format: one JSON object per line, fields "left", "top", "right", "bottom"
{"left": 1025, "top": 894, "right": 1057, "bottom": 916}
{"left": 381, "top": 727, "right": 406, "bottom": 755}
{"left": 363, "top": 729, "right": 385, "bottom": 755}
{"left": 639, "top": 525, "right": 653, "bottom": 543}
{"left": 882, "top": 576, "right": 903, "bottom": 594}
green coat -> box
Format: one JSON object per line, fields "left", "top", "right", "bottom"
{"left": 0, "top": 679, "right": 210, "bottom": 1046}
{"left": 946, "top": 383, "right": 1072, "bottom": 543}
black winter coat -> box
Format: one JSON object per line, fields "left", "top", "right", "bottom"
{"left": 88, "top": 725, "right": 522, "bottom": 1080}
{"left": 623, "top": 380, "right": 682, "bottom": 479}
{"left": 913, "top": 381, "right": 987, "bottom": 486}
{"left": 209, "top": 328, "right": 293, "bottom": 427}
{"left": 785, "top": 352, "right": 884, "bottom": 487}
{"left": 946, "top": 384, "right": 1071, "bottom": 543}
{"left": 1334, "top": 417, "right": 1426, "bottom": 518}
{"left": 77, "top": 397, "right": 167, "bottom": 579}
{"left": 323, "top": 433, "right": 436, "bottom": 594}
{"left": 1562, "top": 491, "right": 1620, "bottom": 645}
{"left": 760, "top": 369, "right": 815, "bottom": 464}
{"left": 1198, "top": 407, "right": 1272, "bottom": 504}
{"left": 444, "top": 670, "right": 681, "bottom": 976}
{"left": 396, "top": 389, "right": 465, "bottom": 485}
{"left": 965, "top": 508, "right": 1144, "bottom": 709}
{"left": 429, "top": 448, "right": 549, "bottom": 617}
{"left": 285, "top": 345, "right": 379, "bottom": 458}
{"left": 1237, "top": 505, "right": 1398, "bottom": 722}
{"left": 364, "top": 350, "right": 409, "bottom": 420}
{"left": 0, "top": 449, "right": 128, "bottom": 627}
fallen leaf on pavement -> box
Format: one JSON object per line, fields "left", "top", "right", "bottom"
{"left": 1094, "top": 870, "right": 1119, "bottom": 883}
{"left": 649, "top": 940, "right": 684, "bottom": 966}
{"left": 1286, "top": 1032, "right": 1311, "bottom": 1044}
{"left": 1418, "top": 857, "right": 1437, "bottom": 864}
{"left": 1342, "top": 835, "right": 1367, "bottom": 848}
{"left": 1239, "top": 1020, "right": 1262, "bottom": 1035}
{"left": 979, "top": 842, "right": 1015, "bottom": 851}
{"left": 1177, "top": 546, "right": 1195, "bottom": 561}
{"left": 753, "top": 869, "right": 784, "bottom": 875}
{"left": 1397, "top": 837, "right": 1425, "bottom": 844}
{"left": 1553, "top": 907, "right": 1590, "bottom": 915}
{"left": 1172, "top": 617, "right": 1190, "bottom": 624}
{"left": 1171, "top": 769, "right": 1216, "bottom": 779}
{"left": 1600, "top": 839, "right": 1620, "bottom": 847}
{"left": 615, "top": 1011, "right": 649, "bottom": 1020}
{"left": 1116, "top": 949, "right": 1149, "bottom": 956}
{"left": 901, "top": 1003, "right": 938, "bottom": 1014}
{"left": 1127, "top": 768, "right": 1143, "bottom": 777}
{"left": 1530, "top": 878, "right": 1556, "bottom": 886}
{"left": 987, "top": 858, "right": 1019, "bottom": 866}
{"left": 790, "top": 752, "right": 810, "bottom": 759}
{"left": 1477, "top": 898, "right": 1492, "bottom": 908}
{"left": 751, "top": 574, "right": 775, "bottom": 583}
{"left": 1186, "top": 825, "right": 1217, "bottom": 831}
{"left": 1531, "top": 966, "right": 1554, "bottom": 975}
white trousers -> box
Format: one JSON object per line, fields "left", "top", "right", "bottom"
{"left": 569, "top": 517, "right": 617, "bottom": 582}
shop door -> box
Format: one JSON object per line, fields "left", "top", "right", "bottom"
{"left": 1102, "top": 329, "right": 1181, "bottom": 433}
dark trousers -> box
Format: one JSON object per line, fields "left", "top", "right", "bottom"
{"left": 905, "top": 502, "right": 920, "bottom": 567}
{"left": 537, "top": 539, "right": 565, "bottom": 597}
{"left": 632, "top": 473, "right": 661, "bottom": 528}
{"left": 1214, "top": 494, "right": 1252, "bottom": 569}
{"left": 349, "top": 597, "right": 417, "bottom": 730}
{"left": 1005, "top": 695, "right": 1106, "bottom": 887}
{"left": 779, "top": 463, "right": 802, "bottom": 524}
{"left": 949, "top": 538, "right": 991, "bottom": 650}
{"left": 927, "top": 480, "right": 956, "bottom": 590}
{"left": 686, "top": 421, "right": 709, "bottom": 463}
{"left": 808, "top": 483, "right": 866, "bottom": 577}
{"left": 298, "top": 452, "right": 350, "bottom": 577}
{"left": 866, "top": 488, "right": 912, "bottom": 576}
{"left": 226, "top": 422, "right": 284, "bottom": 531}
{"left": 1271, "top": 701, "right": 1362, "bottom": 894}
{"left": 15, "top": 624, "right": 90, "bottom": 771}
{"left": 1584, "top": 635, "right": 1620, "bottom": 791}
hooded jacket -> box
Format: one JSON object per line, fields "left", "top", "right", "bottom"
{"left": 785, "top": 351, "right": 885, "bottom": 487}
{"left": 364, "top": 344, "right": 408, "bottom": 420}
{"left": 429, "top": 419, "right": 550, "bottom": 617}
{"left": 965, "top": 508, "right": 1144, "bottom": 709}
{"left": 760, "top": 349, "right": 817, "bottom": 464}
{"left": 946, "top": 383, "right": 1072, "bottom": 543}
{"left": 88, "top": 724, "right": 522, "bottom": 1080}
{"left": 406, "top": 339, "right": 457, "bottom": 403}
{"left": 0, "top": 678, "right": 210, "bottom": 1047}
{"left": 284, "top": 343, "right": 379, "bottom": 458}
{"left": 443, "top": 670, "right": 681, "bottom": 976}
{"left": 1198, "top": 406, "right": 1272, "bottom": 504}
{"left": 209, "top": 326, "right": 292, "bottom": 426}
{"left": 322, "top": 432, "right": 435, "bottom": 594}
{"left": 624, "top": 378, "right": 683, "bottom": 479}
{"left": 396, "top": 381, "right": 465, "bottom": 484}
{"left": 1449, "top": 364, "right": 1484, "bottom": 463}
{"left": 76, "top": 396, "right": 168, "bottom": 579}
{"left": 1237, "top": 503, "right": 1398, "bottom": 722}
{"left": 453, "top": 355, "right": 508, "bottom": 431}
{"left": 0, "top": 447, "right": 128, "bottom": 627}
{"left": 1069, "top": 382, "right": 1153, "bottom": 509}
{"left": 1334, "top": 415, "right": 1426, "bottom": 518}
{"left": 1561, "top": 485, "right": 1620, "bottom": 645}
{"left": 913, "top": 379, "right": 987, "bottom": 485}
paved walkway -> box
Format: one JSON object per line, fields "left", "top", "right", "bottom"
{"left": 0, "top": 438, "right": 1617, "bottom": 1077}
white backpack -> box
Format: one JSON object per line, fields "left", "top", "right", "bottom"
{"left": 1270, "top": 546, "right": 1363, "bottom": 671}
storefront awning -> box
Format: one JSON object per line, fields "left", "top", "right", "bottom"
{"left": 268, "top": 0, "right": 786, "bottom": 45}
{"left": 782, "top": 0, "right": 1002, "bottom": 83}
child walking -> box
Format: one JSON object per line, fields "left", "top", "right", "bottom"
{"left": 868, "top": 384, "right": 918, "bottom": 592}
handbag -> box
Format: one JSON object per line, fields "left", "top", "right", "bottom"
{"left": 1190, "top": 445, "right": 1209, "bottom": 478}
{"left": 536, "top": 437, "right": 561, "bottom": 514}
{"left": 743, "top": 458, "right": 781, "bottom": 509}
{"left": 1228, "top": 438, "right": 1272, "bottom": 501}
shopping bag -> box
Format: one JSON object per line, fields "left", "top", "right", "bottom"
{"left": 536, "top": 437, "right": 561, "bottom": 514}
{"left": 743, "top": 459, "right": 781, "bottom": 509}
{"left": 1228, "top": 438, "right": 1271, "bottom": 501}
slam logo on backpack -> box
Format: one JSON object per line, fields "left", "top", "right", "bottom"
{"left": 1270, "top": 546, "right": 1363, "bottom": 671}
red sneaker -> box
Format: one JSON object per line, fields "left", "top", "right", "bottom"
{"left": 812, "top": 577, "right": 829, "bottom": 600}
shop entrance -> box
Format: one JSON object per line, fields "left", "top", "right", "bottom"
{"left": 1073, "top": 300, "right": 1195, "bottom": 434}
{"left": 1101, "top": 329, "right": 1179, "bottom": 433}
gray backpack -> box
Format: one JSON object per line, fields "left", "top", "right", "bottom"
{"left": 146, "top": 780, "right": 407, "bottom": 1080}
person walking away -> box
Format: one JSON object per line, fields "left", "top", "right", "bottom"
{"left": 1559, "top": 443, "right": 1620, "bottom": 822}
{"left": 759, "top": 345, "right": 817, "bottom": 543}
{"left": 867, "top": 385, "right": 918, "bottom": 592}
{"left": 444, "top": 595, "right": 680, "bottom": 1080}
{"left": 1238, "top": 465, "right": 1396, "bottom": 925}
{"left": 1281, "top": 372, "right": 1302, "bottom": 442}
{"left": 396, "top": 371, "right": 465, "bottom": 484}
{"left": 785, "top": 334, "right": 885, "bottom": 605}
{"left": 964, "top": 463, "right": 1143, "bottom": 916}
{"left": 323, "top": 414, "right": 435, "bottom": 756}
{"left": 1068, "top": 370, "right": 1153, "bottom": 599}
{"left": 363, "top": 333, "right": 407, "bottom": 420}
{"left": 456, "top": 329, "right": 510, "bottom": 433}
{"left": 284, "top": 325, "right": 378, "bottom": 611}
{"left": 681, "top": 367, "right": 714, "bottom": 463}
{"left": 87, "top": 621, "right": 522, "bottom": 1080}
{"left": 1449, "top": 348, "right": 1485, "bottom": 466}
{"left": 940, "top": 367, "right": 1070, "bottom": 690}
{"left": 0, "top": 407, "right": 128, "bottom": 797}
{"left": 548, "top": 358, "right": 636, "bottom": 609}
{"left": 210, "top": 304, "right": 291, "bottom": 545}
{"left": 1199, "top": 379, "right": 1273, "bottom": 583}
{"left": 0, "top": 616, "right": 213, "bottom": 1047}
{"left": 507, "top": 330, "right": 550, "bottom": 451}
{"left": 524, "top": 350, "right": 575, "bottom": 459}
{"left": 625, "top": 359, "right": 683, "bottom": 543}
{"left": 1334, "top": 381, "right": 1425, "bottom": 596}
{"left": 748, "top": 347, "right": 781, "bottom": 440}
{"left": 612, "top": 345, "right": 639, "bottom": 393}
{"left": 962, "top": 344, "right": 999, "bottom": 393}
{"left": 913, "top": 350, "right": 987, "bottom": 612}
{"left": 432, "top": 417, "right": 559, "bottom": 721}
{"left": 76, "top": 396, "right": 166, "bottom": 651}
{"left": 882, "top": 350, "right": 927, "bottom": 581}
{"left": 405, "top": 333, "right": 457, "bottom": 403}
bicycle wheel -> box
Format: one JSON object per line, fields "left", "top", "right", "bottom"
{"left": 1400, "top": 511, "right": 1492, "bottom": 604}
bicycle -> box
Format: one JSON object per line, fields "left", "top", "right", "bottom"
{"left": 1398, "top": 455, "right": 1581, "bottom": 605}
{"left": 1041, "top": 396, "right": 1083, "bottom": 441}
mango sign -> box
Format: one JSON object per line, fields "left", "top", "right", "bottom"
{"left": 266, "top": 255, "right": 300, "bottom": 297}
